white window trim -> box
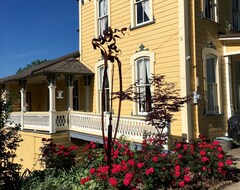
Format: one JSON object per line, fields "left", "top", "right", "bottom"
{"left": 94, "top": 0, "right": 110, "bottom": 37}
{"left": 202, "top": 0, "right": 219, "bottom": 23}
{"left": 130, "top": 0, "right": 153, "bottom": 28}
{"left": 95, "top": 60, "right": 112, "bottom": 113}
{"left": 202, "top": 48, "right": 222, "bottom": 115}
{"left": 130, "top": 51, "right": 155, "bottom": 115}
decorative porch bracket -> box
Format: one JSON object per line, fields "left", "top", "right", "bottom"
{"left": 47, "top": 74, "right": 57, "bottom": 133}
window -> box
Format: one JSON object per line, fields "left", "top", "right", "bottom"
{"left": 97, "top": 0, "right": 108, "bottom": 36}
{"left": 131, "top": 0, "right": 153, "bottom": 28}
{"left": 232, "top": 0, "right": 240, "bottom": 30}
{"left": 73, "top": 80, "right": 79, "bottom": 111}
{"left": 202, "top": 48, "right": 222, "bottom": 115}
{"left": 98, "top": 65, "right": 110, "bottom": 112}
{"left": 235, "top": 62, "right": 240, "bottom": 112}
{"left": 135, "top": 57, "right": 151, "bottom": 114}
{"left": 203, "top": 0, "right": 218, "bottom": 22}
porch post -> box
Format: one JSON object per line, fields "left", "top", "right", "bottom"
{"left": 83, "top": 76, "right": 92, "bottom": 112}
{"left": 66, "top": 74, "right": 74, "bottom": 111}
{"left": 225, "top": 56, "right": 234, "bottom": 119}
{"left": 47, "top": 74, "right": 57, "bottom": 133}
{"left": 19, "top": 80, "right": 27, "bottom": 130}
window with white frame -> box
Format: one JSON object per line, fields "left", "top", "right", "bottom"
{"left": 232, "top": 0, "right": 240, "bottom": 30}
{"left": 235, "top": 62, "right": 240, "bottom": 112}
{"left": 135, "top": 57, "right": 152, "bottom": 114}
{"left": 204, "top": 53, "right": 221, "bottom": 114}
{"left": 132, "top": 0, "right": 153, "bottom": 27}
{"left": 98, "top": 65, "right": 110, "bottom": 112}
{"left": 203, "top": 0, "right": 218, "bottom": 22}
{"left": 97, "top": 0, "right": 108, "bottom": 36}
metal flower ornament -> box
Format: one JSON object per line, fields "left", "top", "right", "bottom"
{"left": 92, "top": 27, "right": 127, "bottom": 166}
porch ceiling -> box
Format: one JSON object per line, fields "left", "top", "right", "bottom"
{"left": 0, "top": 51, "right": 94, "bottom": 84}
{"left": 219, "top": 33, "right": 240, "bottom": 56}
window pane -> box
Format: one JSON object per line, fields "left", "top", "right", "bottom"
{"left": 135, "top": 0, "right": 150, "bottom": 24}
{"left": 136, "top": 2, "right": 143, "bottom": 24}
{"left": 206, "top": 57, "right": 216, "bottom": 83}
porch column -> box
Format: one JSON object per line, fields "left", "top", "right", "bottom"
{"left": 225, "top": 56, "right": 234, "bottom": 119}
{"left": 83, "top": 76, "right": 92, "bottom": 112}
{"left": 47, "top": 74, "right": 57, "bottom": 133}
{"left": 66, "top": 74, "right": 74, "bottom": 111}
{"left": 19, "top": 80, "right": 27, "bottom": 130}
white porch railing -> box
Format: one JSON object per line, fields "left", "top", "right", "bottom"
{"left": 69, "top": 111, "right": 159, "bottom": 143}
{"left": 8, "top": 111, "right": 163, "bottom": 143}
{"left": 8, "top": 111, "right": 68, "bottom": 132}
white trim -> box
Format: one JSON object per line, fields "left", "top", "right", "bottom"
{"left": 225, "top": 56, "right": 234, "bottom": 118}
{"left": 202, "top": 48, "right": 222, "bottom": 114}
{"left": 179, "top": 0, "right": 192, "bottom": 140}
{"left": 130, "top": 0, "right": 153, "bottom": 28}
{"left": 223, "top": 51, "right": 240, "bottom": 56}
{"left": 130, "top": 51, "right": 155, "bottom": 115}
{"left": 79, "top": 0, "right": 82, "bottom": 60}
{"left": 94, "top": 0, "right": 110, "bottom": 37}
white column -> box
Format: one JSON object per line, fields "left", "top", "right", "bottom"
{"left": 225, "top": 56, "right": 234, "bottom": 119}
{"left": 48, "top": 84, "right": 56, "bottom": 133}
{"left": 20, "top": 88, "right": 27, "bottom": 130}
{"left": 68, "top": 86, "right": 74, "bottom": 111}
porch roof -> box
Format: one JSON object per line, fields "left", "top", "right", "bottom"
{"left": 219, "top": 33, "right": 240, "bottom": 41}
{"left": 0, "top": 51, "right": 94, "bottom": 83}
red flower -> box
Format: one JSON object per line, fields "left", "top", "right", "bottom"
{"left": 98, "top": 166, "right": 109, "bottom": 173}
{"left": 199, "top": 150, "right": 206, "bottom": 156}
{"left": 91, "top": 143, "right": 96, "bottom": 149}
{"left": 137, "top": 162, "right": 144, "bottom": 169}
{"left": 226, "top": 159, "right": 233, "bottom": 166}
{"left": 128, "top": 159, "right": 135, "bottom": 166}
{"left": 174, "top": 171, "right": 181, "bottom": 177}
{"left": 146, "top": 167, "right": 154, "bottom": 175}
{"left": 89, "top": 168, "right": 96, "bottom": 174}
{"left": 202, "top": 166, "right": 207, "bottom": 171}
{"left": 201, "top": 156, "right": 209, "bottom": 162}
{"left": 108, "top": 177, "right": 117, "bottom": 186}
{"left": 184, "top": 175, "right": 191, "bottom": 182}
{"left": 80, "top": 176, "right": 91, "bottom": 184}
{"left": 217, "top": 154, "right": 224, "bottom": 159}
{"left": 123, "top": 177, "right": 131, "bottom": 186}
{"left": 212, "top": 140, "right": 220, "bottom": 146}
{"left": 152, "top": 156, "right": 158, "bottom": 162}
{"left": 178, "top": 154, "right": 183, "bottom": 159}
{"left": 179, "top": 181, "right": 185, "bottom": 187}
{"left": 176, "top": 143, "right": 182, "bottom": 148}
{"left": 183, "top": 144, "right": 188, "bottom": 151}
{"left": 174, "top": 165, "right": 181, "bottom": 171}
{"left": 184, "top": 167, "right": 190, "bottom": 174}
{"left": 218, "top": 161, "right": 224, "bottom": 167}
{"left": 111, "top": 164, "right": 122, "bottom": 174}
{"left": 217, "top": 146, "right": 223, "bottom": 152}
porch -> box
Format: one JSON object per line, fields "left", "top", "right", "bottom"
{"left": 8, "top": 111, "right": 158, "bottom": 144}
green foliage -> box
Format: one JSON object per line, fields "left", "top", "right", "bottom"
{"left": 0, "top": 92, "right": 22, "bottom": 190}
{"left": 16, "top": 59, "right": 49, "bottom": 74}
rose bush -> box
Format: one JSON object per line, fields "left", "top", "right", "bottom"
{"left": 40, "top": 138, "right": 78, "bottom": 170}
{"left": 80, "top": 135, "right": 235, "bottom": 189}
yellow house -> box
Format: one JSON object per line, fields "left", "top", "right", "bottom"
{"left": 0, "top": 0, "right": 240, "bottom": 170}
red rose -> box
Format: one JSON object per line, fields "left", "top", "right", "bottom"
{"left": 108, "top": 177, "right": 117, "bottom": 186}
{"left": 179, "top": 181, "right": 185, "bottom": 187}
{"left": 199, "top": 150, "right": 206, "bottom": 156}
{"left": 146, "top": 167, "right": 154, "bottom": 175}
{"left": 152, "top": 156, "right": 158, "bottom": 162}
{"left": 89, "top": 168, "right": 96, "bottom": 174}
{"left": 184, "top": 175, "right": 191, "bottom": 182}
{"left": 80, "top": 176, "right": 91, "bottom": 184}
{"left": 218, "top": 161, "right": 224, "bottom": 167}
{"left": 217, "top": 154, "right": 224, "bottom": 159}
{"left": 174, "top": 165, "right": 181, "bottom": 171}
{"left": 175, "top": 171, "right": 181, "bottom": 177}
{"left": 137, "top": 162, "right": 144, "bottom": 168}
{"left": 226, "top": 159, "right": 233, "bottom": 166}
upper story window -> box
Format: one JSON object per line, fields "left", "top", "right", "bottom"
{"left": 131, "top": 0, "right": 154, "bottom": 29}
{"left": 202, "top": 48, "right": 222, "bottom": 115}
{"left": 98, "top": 0, "right": 108, "bottom": 36}
{"left": 232, "top": 0, "right": 240, "bottom": 30}
{"left": 203, "top": 0, "right": 218, "bottom": 22}
{"left": 98, "top": 65, "right": 110, "bottom": 112}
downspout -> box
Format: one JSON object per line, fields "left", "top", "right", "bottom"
{"left": 179, "top": 0, "right": 192, "bottom": 140}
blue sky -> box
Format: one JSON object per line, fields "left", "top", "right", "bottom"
{"left": 0, "top": 1, "right": 79, "bottom": 78}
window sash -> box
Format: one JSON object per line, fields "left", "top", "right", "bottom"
{"left": 207, "top": 83, "right": 218, "bottom": 113}
{"left": 135, "top": 57, "right": 151, "bottom": 114}
{"left": 98, "top": 66, "right": 110, "bottom": 112}
{"left": 204, "top": 0, "right": 216, "bottom": 21}
{"left": 232, "top": 0, "right": 240, "bottom": 30}
{"left": 98, "top": 0, "right": 108, "bottom": 36}
{"left": 134, "top": 0, "right": 150, "bottom": 25}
